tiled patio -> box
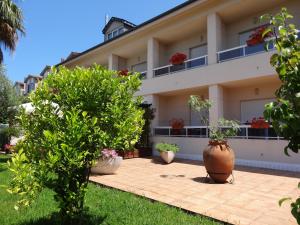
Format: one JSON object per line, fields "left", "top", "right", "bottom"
{"left": 90, "top": 157, "right": 299, "bottom": 225}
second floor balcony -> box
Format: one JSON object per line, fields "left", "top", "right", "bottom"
{"left": 153, "top": 55, "right": 208, "bottom": 77}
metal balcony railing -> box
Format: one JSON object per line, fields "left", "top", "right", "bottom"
{"left": 154, "top": 125, "right": 282, "bottom": 140}
{"left": 153, "top": 55, "right": 208, "bottom": 77}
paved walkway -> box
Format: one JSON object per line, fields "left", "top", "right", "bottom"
{"left": 90, "top": 157, "right": 299, "bottom": 225}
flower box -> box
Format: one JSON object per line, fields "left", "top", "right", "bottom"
{"left": 246, "top": 26, "right": 273, "bottom": 47}
{"left": 169, "top": 53, "right": 187, "bottom": 65}
{"left": 250, "top": 117, "right": 270, "bottom": 129}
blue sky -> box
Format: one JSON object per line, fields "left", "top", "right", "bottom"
{"left": 4, "top": 0, "right": 186, "bottom": 82}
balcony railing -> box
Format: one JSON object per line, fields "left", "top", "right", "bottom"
{"left": 154, "top": 125, "right": 282, "bottom": 140}
{"left": 153, "top": 55, "right": 208, "bottom": 77}
{"left": 217, "top": 41, "right": 275, "bottom": 63}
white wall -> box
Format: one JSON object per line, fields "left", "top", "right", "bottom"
{"left": 153, "top": 136, "right": 300, "bottom": 172}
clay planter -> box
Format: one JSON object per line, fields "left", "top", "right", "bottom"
{"left": 91, "top": 156, "right": 123, "bottom": 175}
{"left": 160, "top": 151, "right": 175, "bottom": 164}
{"left": 203, "top": 141, "right": 235, "bottom": 183}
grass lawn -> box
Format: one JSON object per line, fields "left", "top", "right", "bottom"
{"left": 0, "top": 154, "right": 223, "bottom": 225}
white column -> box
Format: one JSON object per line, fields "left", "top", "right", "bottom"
{"left": 207, "top": 13, "right": 224, "bottom": 64}
{"left": 108, "top": 54, "right": 119, "bottom": 70}
{"left": 209, "top": 84, "right": 224, "bottom": 126}
{"left": 147, "top": 38, "right": 160, "bottom": 78}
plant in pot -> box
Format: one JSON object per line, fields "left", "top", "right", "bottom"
{"left": 155, "top": 142, "right": 180, "bottom": 164}
{"left": 246, "top": 26, "right": 273, "bottom": 46}
{"left": 91, "top": 148, "right": 123, "bottom": 175}
{"left": 169, "top": 118, "right": 184, "bottom": 135}
{"left": 169, "top": 52, "right": 187, "bottom": 65}
{"left": 189, "top": 95, "right": 240, "bottom": 183}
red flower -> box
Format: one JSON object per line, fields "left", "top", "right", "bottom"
{"left": 169, "top": 53, "right": 187, "bottom": 65}
{"left": 169, "top": 118, "right": 184, "bottom": 129}
{"left": 250, "top": 117, "right": 270, "bottom": 129}
{"left": 118, "top": 69, "right": 129, "bottom": 76}
{"left": 246, "top": 26, "right": 273, "bottom": 46}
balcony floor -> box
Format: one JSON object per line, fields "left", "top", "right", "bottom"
{"left": 90, "top": 157, "right": 299, "bottom": 225}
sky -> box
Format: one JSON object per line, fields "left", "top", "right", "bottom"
{"left": 3, "top": 0, "right": 186, "bottom": 82}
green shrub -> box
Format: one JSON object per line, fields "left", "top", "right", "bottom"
{"left": 8, "top": 65, "right": 144, "bottom": 221}
{"left": 155, "top": 143, "right": 180, "bottom": 153}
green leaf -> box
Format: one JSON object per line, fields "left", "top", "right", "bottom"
{"left": 82, "top": 111, "right": 87, "bottom": 117}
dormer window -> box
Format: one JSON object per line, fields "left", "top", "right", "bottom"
{"left": 103, "top": 17, "right": 136, "bottom": 41}
{"left": 107, "top": 27, "right": 126, "bottom": 40}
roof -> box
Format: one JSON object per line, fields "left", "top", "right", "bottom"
{"left": 14, "top": 81, "right": 24, "bottom": 87}
{"left": 24, "top": 75, "right": 43, "bottom": 83}
{"left": 56, "top": 0, "right": 199, "bottom": 67}
{"left": 40, "top": 65, "right": 51, "bottom": 76}
{"left": 102, "top": 17, "right": 136, "bottom": 34}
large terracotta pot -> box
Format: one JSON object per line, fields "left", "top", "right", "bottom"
{"left": 203, "top": 141, "right": 235, "bottom": 183}
{"left": 91, "top": 156, "right": 123, "bottom": 175}
{"left": 160, "top": 151, "right": 175, "bottom": 164}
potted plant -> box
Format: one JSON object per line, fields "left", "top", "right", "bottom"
{"left": 169, "top": 118, "right": 184, "bottom": 135}
{"left": 169, "top": 52, "right": 187, "bottom": 65}
{"left": 189, "top": 95, "right": 239, "bottom": 183}
{"left": 246, "top": 26, "right": 273, "bottom": 46}
{"left": 155, "top": 142, "right": 180, "bottom": 164}
{"left": 118, "top": 69, "right": 129, "bottom": 76}
{"left": 91, "top": 149, "right": 123, "bottom": 174}
{"left": 250, "top": 117, "right": 270, "bottom": 129}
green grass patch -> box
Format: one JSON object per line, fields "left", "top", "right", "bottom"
{"left": 0, "top": 154, "right": 223, "bottom": 225}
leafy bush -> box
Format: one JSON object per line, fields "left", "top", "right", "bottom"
{"left": 155, "top": 143, "right": 180, "bottom": 153}
{"left": 262, "top": 8, "right": 300, "bottom": 224}
{"left": 8, "top": 65, "right": 144, "bottom": 221}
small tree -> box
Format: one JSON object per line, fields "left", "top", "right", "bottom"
{"left": 0, "top": 64, "right": 20, "bottom": 124}
{"left": 262, "top": 8, "right": 300, "bottom": 223}
{"left": 8, "top": 65, "right": 144, "bottom": 222}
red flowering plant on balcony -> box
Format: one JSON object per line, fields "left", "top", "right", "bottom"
{"left": 169, "top": 118, "right": 185, "bottom": 129}
{"left": 118, "top": 69, "right": 129, "bottom": 76}
{"left": 246, "top": 26, "right": 273, "bottom": 46}
{"left": 250, "top": 117, "right": 270, "bottom": 129}
{"left": 169, "top": 52, "right": 187, "bottom": 65}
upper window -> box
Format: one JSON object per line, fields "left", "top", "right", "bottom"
{"left": 106, "top": 27, "right": 126, "bottom": 40}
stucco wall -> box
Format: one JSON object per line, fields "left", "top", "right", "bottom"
{"left": 158, "top": 90, "right": 208, "bottom": 126}
{"left": 153, "top": 136, "right": 300, "bottom": 171}
{"left": 223, "top": 82, "right": 279, "bottom": 121}
{"left": 225, "top": 0, "right": 300, "bottom": 49}
{"left": 160, "top": 32, "right": 207, "bottom": 66}
{"left": 126, "top": 51, "right": 147, "bottom": 70}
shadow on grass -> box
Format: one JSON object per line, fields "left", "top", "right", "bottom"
{"left": 19, "top": 211, "right": 107, "bottom": 225}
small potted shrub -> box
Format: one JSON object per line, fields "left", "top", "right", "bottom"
{"left": 169, "top": 118, "right": 184, "bottom": 135}
{"left": 246, "top": 26, "right": 273, "bottom": 46}
{"left": 169, "top": 52, "right": 187, "bottom": 65}
{"left": 204, "top": 119, "right": 239, "bottom": 183}
{"left": 155, "top": 142, "right": 180, "bottom": 164}
{"left": 91, "top": 149, "right": 123, "bottom": 174}
{"left": 189, "top": 95, "right": 239, "bottom": 183}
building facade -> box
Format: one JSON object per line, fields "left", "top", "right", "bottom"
{"left": 57, "top": 0, "right": 300, "bottom": 171}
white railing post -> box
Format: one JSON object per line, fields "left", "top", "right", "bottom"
{"left": 242, "top": 46, "right": 246, "bottom": 57}
{"left": 168, "top": 127, "right": 171, "bottom": 136}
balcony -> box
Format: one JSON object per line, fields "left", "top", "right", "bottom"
{"left": 154, "top": 125, "right": 282, "bottom": 140}
{"left": 153, "top": 55, "right": 208, "bottom": 77}
{"left": 217, "top": 41, "right": 275, "bottom": 63}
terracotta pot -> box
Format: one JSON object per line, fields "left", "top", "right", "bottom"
{"left": 160, "top": 151, "right": 175, "bottom": 164}
{"left": 91, "top": 156, "right": 123, "bottom": 174}
{"left": 203, "top": 141, "right": 235, "bottom": 183}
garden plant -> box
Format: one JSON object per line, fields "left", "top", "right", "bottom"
{"left": 7, "top": 65, "right": 144, "bottom": 223}
{"left": 262, "top": 8, "right": 300, "bottom": 223}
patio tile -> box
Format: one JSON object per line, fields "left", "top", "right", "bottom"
{"left": 90, "top": 158, "right": 299, "bottom": 225}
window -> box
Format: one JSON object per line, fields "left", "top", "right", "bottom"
{"left": 131, "top": 62, "right": 147, "bottom": 72}
{"left": 106, "top": 26, "right": 125, "bottom": 40}
{"left": 27, "top": 83, "right": 35, "bottom": 93}
{"left": 189, "top": 45, "right": 207, "bottom": 59}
